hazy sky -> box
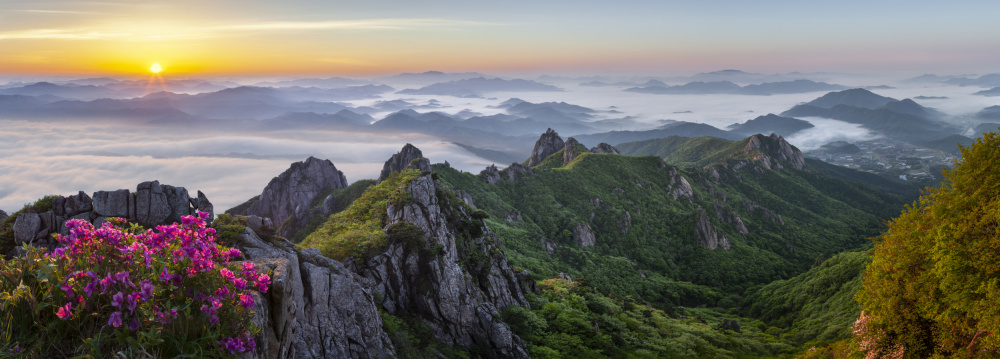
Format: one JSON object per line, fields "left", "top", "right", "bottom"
{"left": 0, "top": 0, "right": 997, "bottom": 76}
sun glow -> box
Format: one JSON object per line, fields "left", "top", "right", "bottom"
{"left": 150, "top": 62, "right": 163, "bottom": 73}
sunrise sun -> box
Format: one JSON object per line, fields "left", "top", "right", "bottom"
{"left": 150, "top": 63, "right": 163, "bottom": 74}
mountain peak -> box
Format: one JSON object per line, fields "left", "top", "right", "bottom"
{"left": 528, "top": 128, "right": 565, "bottom": 167}
{"left": 379, "top": 143, "right": 431, "bottom": 182}
{"left": 804, "top": 88, "right": 897, "bottom": 109}
{"left": 742, "top": 133, "right": 805, "bottom": 170}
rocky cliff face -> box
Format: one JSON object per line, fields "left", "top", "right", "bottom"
{"left": 693, "top": 209, "right": 731, "bottom": 250}
{"left": 227, "top": 157, "right": 347, "bottom": 238}
{"left": 743, "top": 134, "right": 806, "bottom": 170}
{"left": 11, "top": 181, "right": 213, "bottom": 251}
{"left": 527, "top": 128, "right": 565, "bottom": 167}
{"left": 590, "top": 143, "right": 621, "bottom": 154}
{"left": 562, "top": 137, "right": 584, "bottom": 163}
{"left": 379, "top": 143, "right": 432, "bottom": 182}
{"left": 0, "top": 209, "right": 8, "bottom": 221}
{"left": 357, "top": 174, "right": 530, "bottom": 358}
{"left": 235, "top": 229, "right": 395, "bottom": 359}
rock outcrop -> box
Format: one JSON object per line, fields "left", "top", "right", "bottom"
{"left": 572, "top": 223, "right": 597, "bottom": 247}
{"left": 227, "top": 157, "right": 347, "bottom": 238}
{"left": 742, "top": 198, "right": 784, "bottom": 225}
{"left": 743, "top": 134, "right": 806, "bottom": 170}
{"left": 480, "top": 164, "right": 502, "bottom": 184}
{"left": 481, "top": 163, "right": 535, "bottom": 185}
{"left": 527, "top": 128, "right": 565, "bottom": 167}
{"left": 0, "top": 209, "right": 7, "bottom": 221}
{"left": 562, "top": 137, "right": 585, "bottom": 163}
{"left": 590, "top": 143, "right": 621, "bottom": 154}
{"left": 666, "top": 167, "right": 694, "bottom": 201}
{"left": 12, "top": 182, "right": 213, "bottom": 250}
{"left": 235, "top": 228, "right": 395, "bottom": 359}
{"left": 693, "top": 209, "right": 731, "bottom": 250}
{"left": 378, "top": 143, "right": 431, "bottom": 182}
{"left": 358, "top": 175, "right": 530, "bottom": 358}
{"left": 503, "top": 163, "right": 534, "bottom": 182}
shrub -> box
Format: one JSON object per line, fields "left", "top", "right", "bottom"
{"left": 0, "top": 212, "right": 270, "bottom": 357}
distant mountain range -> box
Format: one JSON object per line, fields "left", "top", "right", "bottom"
{"left": 728, "top": 114, "right": 814, "bottom": 136}
{"left": 781, "top": 89, "right": 956, "bottom": 142}
{"left": 396, "top": 77, "right": 563, "bottom": 97}
{"left": 625, "top": 79, "right": 847, "bottom": 95}
{"left": 973, "top": 87, "right": 1000, "bottom": 96}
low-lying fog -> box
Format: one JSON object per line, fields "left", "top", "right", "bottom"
{"left": 1, "top": 72, "right": 996, "bottom": 213}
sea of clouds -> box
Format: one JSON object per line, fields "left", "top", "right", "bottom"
{"left": 0, "top": 74, "right": 994, "bottom": 213}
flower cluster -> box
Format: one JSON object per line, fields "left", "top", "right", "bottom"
{"left": 42, "top": 211, "right": 270, "bottom": 355}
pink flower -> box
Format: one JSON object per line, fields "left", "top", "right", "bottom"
{"left": 83, "top": 280, "right": 99, "bottom": 297}
{"left": 242, "top": 262, "right": 255, "bottom": 271}
{"left": 219, "top": 268, "right": 235, "bottom": 281}
{"left": 159, "top": 268, "right": 172, "bottom": 282}
{"left": 56, "top": 303, "right": 72, "bottom": 320}
{"left": 108, "top": 311, "right": 122, "bottom": 327}
{"left": 239, "top": 293, "right": 254, "bottom": 309}
{"left": 233, "top": 278, "right": 247, "bottom": 289}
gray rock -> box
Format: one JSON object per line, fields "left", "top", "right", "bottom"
{"left": 527, "top": 128, "right": 564, "bottom": 167}
{"left": 136, "top": 181, "right": 171, "bottom": 226}
{"left": 666, "top": 167, "right": 694, "bottom": 201}
{"left": 235, "top": 228, "right": 394, "bottom": 359}
{"left": 590, "top": 143, "right": 621, "bottom": 155}
{"left": 162, "top": 185, "right": 191, "bottom": 224}
{"left": 51, "top": 197, "right": 66, "bottom": 216}
{"left": 195, "top": 191, "right": 213, "bottom": 224}
{"left": 743, "top": 134, "right": 805, "bottom": 170}
{"left": 572, "top": 223, "right": 596, "bottom": 247}
{"left": 64, "top": 191, "right": 93, "bottom": 215}
{"left": 693, "top": 209, "right": 731, "bottom": 250}
{"left": 0, "top": 209, "right": 6, "bottom": 221}
{"left": 228, "top": 157, "right": 346, "bottom": 237}
{"left": 92, "top": 189, "right": 131, "bottom": 218}
{"left": 13, "top": 213, "right": 41, "bottom": 245}
{"left": 379, "top": 143, "right": 431, "bottom": 182}
{"left": 322, "top": 195, "right": 336, "bottom": 214}
{"left": 562, "top": 137, "right": 585, "bottom": 164}
{"left": 503, "top": 163, "right": 534, "bottom": 182}
{"left": 361, "top": 175, "right": 530, "bottom": 358}
{"left": 480, "top": 164, "right": 501, "bottom": 184}
{"left": 36, "top": 211, "right": 57, "bottom": 243}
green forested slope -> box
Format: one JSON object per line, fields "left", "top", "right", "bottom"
{"left": 435, "top": 134, "right": 911, "bottom": 311}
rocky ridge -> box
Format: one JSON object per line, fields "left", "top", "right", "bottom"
{"left": 742, "top": 133, "right": 806, "bottom": 170}
{"left": 11, "top": 181, "right": 213, "bottom": 252}
{"left": 235, "top": 228, "right": 395, "bottom": 359}
{"left": 357, "top": 174, "right": 530, "bottom": 358}
{"left": 227, "top": 157, "right": 347, "bottom": 238}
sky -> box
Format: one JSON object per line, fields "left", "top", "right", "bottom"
{"left": 0, "top": 0, "right": 998, "bottom": 76}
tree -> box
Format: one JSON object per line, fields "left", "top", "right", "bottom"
{"left": 856, "top": 131, "right": 1000, "bottom": 358}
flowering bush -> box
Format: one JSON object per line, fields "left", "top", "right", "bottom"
{"left": 0, "top": 212, "right": 270, "bottom": 358}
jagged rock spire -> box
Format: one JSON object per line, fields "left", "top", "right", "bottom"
{"left": 229, "top": 157, "right": 347, "bottom": 234}
{"left": 743, "top": 134, "right": 806, "bottom": 170}
{"left": 527, "top": 128, "right": 564, "bottom": 167}
{"left": 379, "top": 143, "right": 431, "bottom": 182}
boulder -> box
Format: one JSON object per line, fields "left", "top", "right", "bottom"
{"left": 136, "top": 181, "right": 171, "bottom": 226}
{"left": 64, "top": 191, "right": 93, "bottom": 215}
{"left": 527, "top": 128, "right": 564, "bottom": 167}
{"left": 162, "top": 185, "right": 191, "bottom": 224}
{"left": 13, "top": 213, "right": 41, "bottom": 245}
{"left": 92, "top": 189, "right": 131, "bottom": 218}
{"left": 379, "top": 143, "right": 432, "bottom": 182}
